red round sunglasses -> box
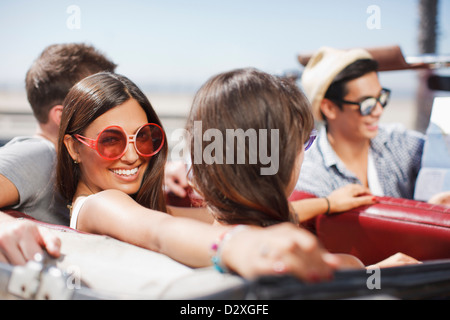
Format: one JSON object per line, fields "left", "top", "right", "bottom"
{"left": 73, "top": 123, "right": 165, "bottom": 160}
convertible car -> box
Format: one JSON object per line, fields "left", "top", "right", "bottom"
{"left": 0, "top": 45, "right": 449, "bottom": 300}
{"left": 1, "top": 190, "right": 450, "bottom": 301}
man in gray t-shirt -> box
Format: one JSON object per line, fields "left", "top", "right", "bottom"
{"left": 0, "top": 44, "right": 116, "bottom": 223}
{"left": 0, "top": 137, "right": 69, "bottom": 225}
{"left": 0, "top": 43, "right": 117, "bottom": 265}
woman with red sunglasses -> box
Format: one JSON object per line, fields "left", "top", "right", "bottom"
{"left": 56, "top": 72, "right": 344, "bottom": 281}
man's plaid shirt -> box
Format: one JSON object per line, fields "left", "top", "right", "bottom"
{"left": 295, "top": 124, "right": 425, "bottom": 199}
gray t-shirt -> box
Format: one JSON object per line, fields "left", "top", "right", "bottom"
{"left": 0, "top": 136, "right": 70, "bottom": 225}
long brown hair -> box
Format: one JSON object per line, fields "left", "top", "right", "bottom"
{"left": 56, "top": 72, "right": 167, "bottom": 212}
{"left": 187, "top": 68, "right": 314, "bottom": 226}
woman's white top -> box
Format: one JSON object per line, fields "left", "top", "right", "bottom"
{"left": 70, "top": 196, "right": 90, "bottom": 229}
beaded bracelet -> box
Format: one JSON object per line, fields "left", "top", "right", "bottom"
{"left": 211, "top": 225, "right": 248, "bottom": 273}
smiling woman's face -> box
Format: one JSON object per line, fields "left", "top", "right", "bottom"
{"left": 74, "top": 98, "right": 150, "bottom": 196}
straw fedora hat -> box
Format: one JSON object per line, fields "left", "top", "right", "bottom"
{"left": 301, "top": 47, "right": 373, "bottom": 121}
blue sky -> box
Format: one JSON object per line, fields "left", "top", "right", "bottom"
{"left": 0, "top": 0, "right": 449, "bottom": 91}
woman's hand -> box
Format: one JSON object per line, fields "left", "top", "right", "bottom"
{"left": 220, "top": 223, "right": 340, "bottom": 282}
{"left": 326, "top": 184, "right": 376, "bottom": 214}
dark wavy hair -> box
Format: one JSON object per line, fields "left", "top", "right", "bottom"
{"left": 187, "top": 68, "right": 314, "bottom": 227}
{"left": 56, "top": 72, "right": 167, "bottom": 212}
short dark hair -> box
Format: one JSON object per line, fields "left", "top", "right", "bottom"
{"left": 324, "top": 58, "right": 379, "bottom": 103}
{"left": 25, "top": 43, "right": 117, "bottom": 123}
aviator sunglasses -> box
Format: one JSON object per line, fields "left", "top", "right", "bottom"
{"left": 332, "top": 88, "right": 391, "bottom": 116}
{"left": 73, "top": 123, "right": 165, "bottom": 160}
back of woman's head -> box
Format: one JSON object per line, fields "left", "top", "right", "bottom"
{"left": 56, "top": 72, "right": 167, "bottom": 211}
{"left": 187, "top": 68, "right": 314, "bottom": 226}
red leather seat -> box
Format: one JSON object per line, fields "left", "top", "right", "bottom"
{"left": 2, "top": 210, "right": 37, "bottom": 220}
{"left": 165, "top": 188, "right": 205, "bottom": 208}
{"left": 167, "top": 189, "right": 450, "bottom": 264}
{"left": 2, "top": 209, "right": 80, "bottom": 233}
{"left": 289, "top": 190, "right": 450, "bottom": 265}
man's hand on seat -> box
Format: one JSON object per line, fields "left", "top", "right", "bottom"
{"left": 428, "top": 191, "right": 450, "bottom": 207}
{"left": 164, "top": 160, "right": 189, "bottom": 198}
{"left": 0, "top": 218, "right": 61, "bottom": 265}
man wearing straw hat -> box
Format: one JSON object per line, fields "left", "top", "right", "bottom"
{"left": 295, "top": 47, "right": 425, "bottom": 200}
